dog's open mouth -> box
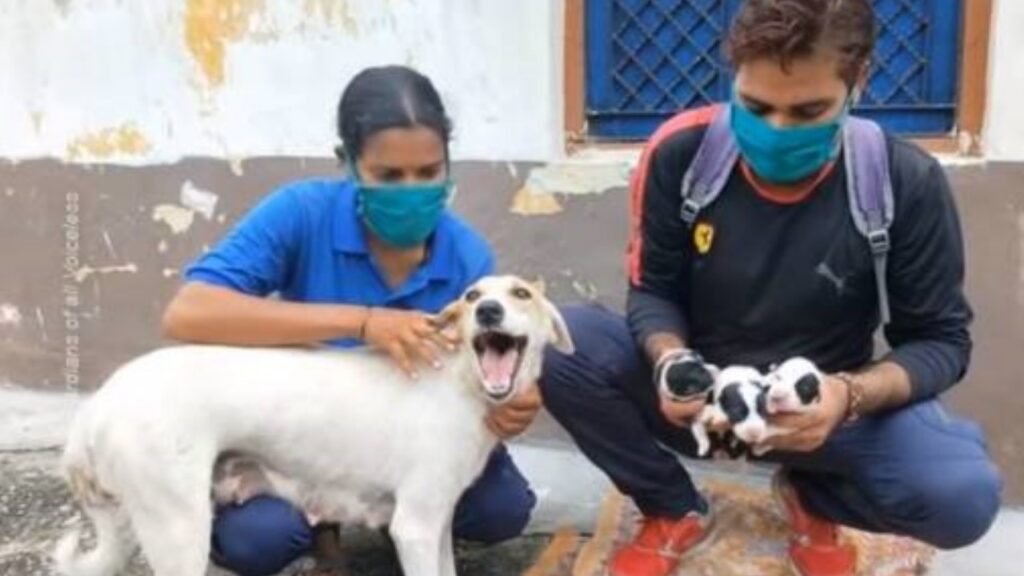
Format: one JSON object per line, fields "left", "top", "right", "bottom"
{"left": 472, "top": 331, "right": 528, "bottom": 402}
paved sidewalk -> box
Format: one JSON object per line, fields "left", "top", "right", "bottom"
{"left": 2, "top": 388, "right": 1020, "bottom": 575}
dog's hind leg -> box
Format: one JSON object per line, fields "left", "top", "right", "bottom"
{"left": 53, "top": 503, "right": 135, "bottom": 576}
{"left": 117, "top": 449, "right": 216, "bottom": 576}
{"left": 124, "top": 488, "right": 212, "bottom": 576}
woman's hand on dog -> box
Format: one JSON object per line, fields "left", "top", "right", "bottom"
{"left": 759, "top": 375, "right": 850, "bottom": 452}
{"left": 362, "top": 308, "right": 459, "bottom": 377}
{"left": 486, "top": 384, "right": 542, "bottom": 439}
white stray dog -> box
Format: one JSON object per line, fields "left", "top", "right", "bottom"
{"left": 53, "top": 275, "right": 575, "bottom": 576}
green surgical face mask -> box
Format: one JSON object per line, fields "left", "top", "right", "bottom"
{"left": 730, "top": 88, "right": 856, "bottom": 184}
{"left": 349, "top": 161, "right": 452, "bottom": 248}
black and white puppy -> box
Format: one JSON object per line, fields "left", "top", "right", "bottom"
{"left": 691, "top": 366, "right": 767, "bottom": 456}
{"left": 764, "top": 357, "right": 824, "bottom": 415}
{"left": 750, "top": 357, "right": 824, "bottom": 456}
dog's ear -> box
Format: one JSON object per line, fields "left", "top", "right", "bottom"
{"left": 530, "top": 277, "right": 547, "bottom": 295}
{"left": 431, "top": 300, "right": 464, "bottom": 330}
{"left": 541, "top": 299, "right": 574, "bottom": 354}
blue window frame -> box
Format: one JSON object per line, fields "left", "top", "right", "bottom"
{"left": 585, "top": 0, "right": 962, "bottom": 139}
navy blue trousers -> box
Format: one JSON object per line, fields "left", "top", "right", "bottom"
{"left": 210, "top": 444, "right": 534, "bottom": 576}
{"left": 539, "top": 304, "right": 1002, "bottom": 550}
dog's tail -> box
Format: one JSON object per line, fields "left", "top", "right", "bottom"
{"left": 54, "top": 503, "right": 133, "bottom": 576}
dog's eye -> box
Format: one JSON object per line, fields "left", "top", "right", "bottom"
{"left": 464, "top": 289, "right": 482, "bottom": 303}
{"left": 511, "top": 287, "right": 532, "bottom": 300}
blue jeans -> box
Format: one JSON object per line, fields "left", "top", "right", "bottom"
{"left": 539, "top": 304, "right": 1003, "bottom": 550}
{"left": 210, "top": 444, "right": 535, "bottom": 576}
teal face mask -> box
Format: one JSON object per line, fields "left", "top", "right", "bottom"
{"left": 730, "top": 93, "right": 852, "bottom": 184}
{"left": 350, "top": 162, "right": 452, "bottom": 248}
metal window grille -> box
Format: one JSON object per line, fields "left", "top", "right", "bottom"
{"left": 585, "top": 0, "right": 961, "bottom": 139}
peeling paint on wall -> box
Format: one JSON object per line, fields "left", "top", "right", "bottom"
{"left": 153, "top": 204, "right": 195, "bottom": 234}
{"left": 521, "top": 162, "right": 631, "bottom": 197}
{"left": 35, "top": 307, "right": 47, "bottom": 342}
{"left": 0, "top": 303, "right": 22, "bottom": 327}
{"left": 510, "top": 160, "right": 632, "bottom": 216}
{"left": 510, "top": 185, "right": 563, "bottom": 216}
{"left": 304, "top": 0, "right": 358, "bottom": 35}
{"left": 184, "top": 0, "right": 266, "bottom": 89}
{"left": 180, "top": 180, "right": 219, "bottom": 220}
{"left": 69, "top": 263, "right": 139, "bottom": 283}
{"left": 0, "top": 1, "right": 562, "bottom": 162}
{"left": 151, "top": 182, "right": 220, "bottom": 234}
{"left": 101, "top": 230, "right": 117, "bottom": 260}
{"left": 66, "top": 124, "right": 152, "bottom": 160}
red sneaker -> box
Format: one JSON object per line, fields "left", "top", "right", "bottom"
{"left": 608, "top": 509, "right": 713, "bottom": 576}
{"left": 773, "top": 470, "right": 857, "bottom": 576}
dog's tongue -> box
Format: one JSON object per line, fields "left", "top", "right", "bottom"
{"left": 481, "top": 348, "right": 518, "bottom": 391}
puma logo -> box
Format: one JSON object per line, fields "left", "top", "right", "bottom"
{"left": 815, "top": 262, "right": 848, "bottom": 296}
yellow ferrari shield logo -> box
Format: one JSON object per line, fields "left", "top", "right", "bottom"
{"left": 694, "top": 222, "right": 714, "bottom": 255}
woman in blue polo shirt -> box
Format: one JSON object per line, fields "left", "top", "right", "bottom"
{"left": 162, "top": 65, "right": 539, "bottom": 576}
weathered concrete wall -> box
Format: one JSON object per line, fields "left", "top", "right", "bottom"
{"left": 985, "top": 0, "right": 1024, "bottom": 160}
{"left": 0, "top": 0, "right": 563, "bottom": 163}
{"left": 1, "top": 158, "right": 1022, "bottom": 502}
{"left": 0, "top": 158, "right": 631, "bottom": 393}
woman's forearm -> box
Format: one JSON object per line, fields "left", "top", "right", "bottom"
{"left": 161, "top": 282, "right": 369, "bottom": 346}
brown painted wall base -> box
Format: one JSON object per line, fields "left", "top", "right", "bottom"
{"left": 1, "top": 157, "right": 1021, "bottom": 502}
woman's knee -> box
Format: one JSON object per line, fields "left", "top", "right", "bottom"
{"left": 212, "top": 496, "right": 313, "bottom": 576}
{"left": 453, "top": 448, "right": 537, "bottom": 544}
{"left": 454, "top": 488, "right": 535, "bottom": 544}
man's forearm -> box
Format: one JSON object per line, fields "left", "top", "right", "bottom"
{"left": 839, "top": 360, "right": 913, "bottom": 417}
{"left": 626, "top": 286, "right": 690, "bottom": 365}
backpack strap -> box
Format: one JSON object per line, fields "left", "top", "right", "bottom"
{"left": 843, "top": 117, "right": 895, "bottom": 324}
{"left": 679, "top": 105, "right": 740, "bottom": 228}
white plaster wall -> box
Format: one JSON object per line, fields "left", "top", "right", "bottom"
{"left": 0, "top": 0, "right": 564, "bottom": 164}
{"left": 984, "top": 0, "right": 1024, "bottom": 161}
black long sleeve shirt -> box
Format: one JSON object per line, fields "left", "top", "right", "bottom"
{"left": 625, "top": 107, "right": 973, "bottom": 401}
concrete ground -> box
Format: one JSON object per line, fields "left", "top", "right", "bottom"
{"left": 2, "top": 387, "right": 1022, "bottom": 575}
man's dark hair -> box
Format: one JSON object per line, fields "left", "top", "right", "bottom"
{"left": 726, "top": 0, "right": 877, "bottom": 86}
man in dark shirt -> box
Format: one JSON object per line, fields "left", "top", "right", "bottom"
{"left": 538, "top": 2, "right": 1002, "bottom": 576}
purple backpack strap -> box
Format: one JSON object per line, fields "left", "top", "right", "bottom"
{"left": 843, "top": 116, "right": 895, "bottom": 324}
{"left": 679, "top": 105, "right": 740, "bottom": 227}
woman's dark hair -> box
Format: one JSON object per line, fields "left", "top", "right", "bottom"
{"left": 725, "top": 0, "right": 876, "bottom": 87}
{"left": 335, "top": 65, "right": 453, "bottom": 162}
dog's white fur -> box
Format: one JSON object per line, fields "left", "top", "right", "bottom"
{"left": 53, "top": 275, "right": 574, "bottom": 576}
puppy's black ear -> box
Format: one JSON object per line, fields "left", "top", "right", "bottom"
{"left": 795, "top": 374, "right": 822, "bottom": 404}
